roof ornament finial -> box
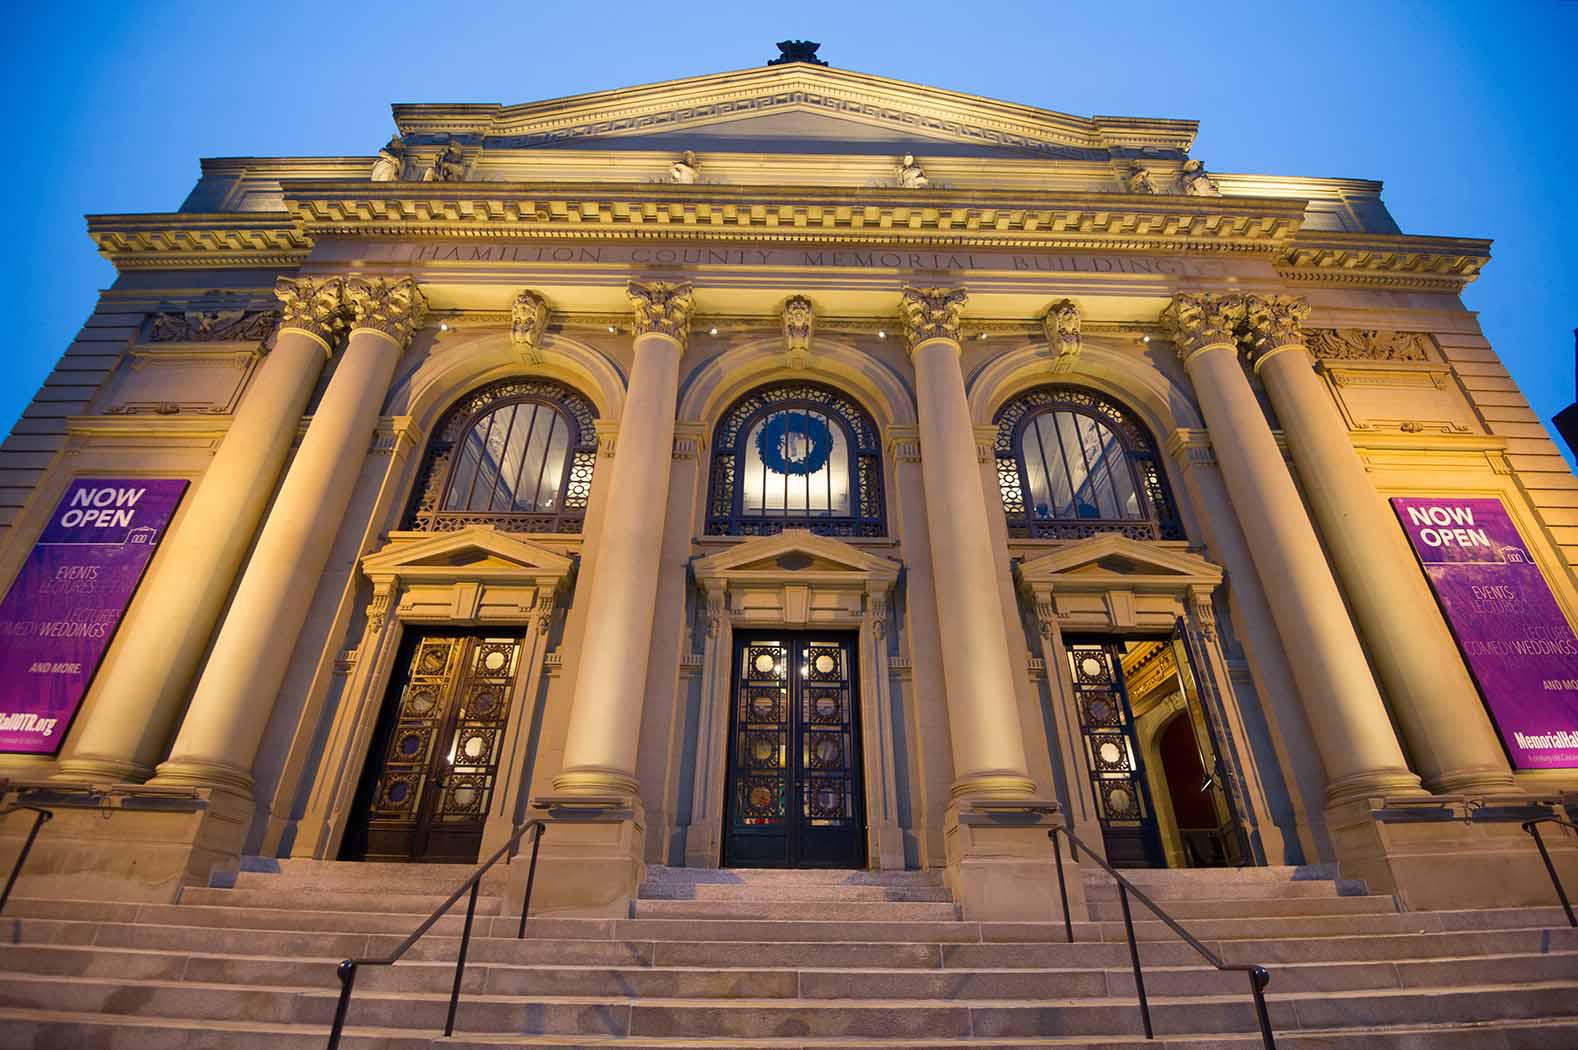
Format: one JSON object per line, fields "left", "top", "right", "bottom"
{"left": 769, "top": 40, "right": 827, "bottom": 66}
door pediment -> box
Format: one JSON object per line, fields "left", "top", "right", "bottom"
{"left": 1017, "top": 535, "right": 1221, "bottom": 594}
{"left": 694, "top": 529, "right": 899, "bottom": 589}
{"left": 362, "top": 525, "right": 573, "bottom": 586}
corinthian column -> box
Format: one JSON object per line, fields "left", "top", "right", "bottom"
{"left": 1242, "top": 296, "right": 1516, "bottom": 794}
{"left": 55, "top": 278, "right": 346, "bottom": 783}
{"left": 1161, "top": 293, "right": 1422, "bottom": 805}
{"left": 554, "top": 281, "right": 693, "bottom": 797}
{"left": 151, "top": 277, "right": 426, "bottom": 799}
{"left": 901, "top": 287, "right": 1036, "bottom": 801}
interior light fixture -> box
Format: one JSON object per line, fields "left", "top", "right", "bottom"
{"left": 709, "top": 326, "right": 719, "bottom": 336}
{"left": 607, "top": 324, "right": 618, "bottom": 333}
{"left": 877, "top": 330, "right": 887, "bottom": 340}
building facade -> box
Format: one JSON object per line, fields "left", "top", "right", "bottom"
{"left": 2, "top": 57, "right": 1575, "bottom": 921}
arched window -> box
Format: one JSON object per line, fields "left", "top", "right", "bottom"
{"left": 707, "top": 382, "right": 885, "bottom": 537}
{"left": 993, "top": 386, "right": 1182, "bottom": 540}
{"left": 404, "top": 378, "right": 599, "bottom": 533}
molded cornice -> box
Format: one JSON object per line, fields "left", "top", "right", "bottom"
{"left": 87, "top": 213, "right": 313, "bottom": 269}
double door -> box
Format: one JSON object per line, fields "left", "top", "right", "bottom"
{"left": 723, "top": 632, "right": 866, "bottom": 868}
{"left": 343, "top": 630, "right": 522, "bottom": 864}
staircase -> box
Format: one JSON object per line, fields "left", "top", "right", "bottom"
{"left": 1, "top": 858, "right": 1576, "bottom": 1047}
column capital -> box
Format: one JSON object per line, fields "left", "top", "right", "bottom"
{"left": 899, "top": 286, "right": 967, "bottom": 350}
{"left": 1160, "top": 292, "right": 1245, "bottom": 364}
{"left": 274, "top": 276, "right": 346, "bottom": 352}
{"left": 626, "top": 280, "right": 695, "bottom": 348}
{"left": 511, "top": 288, "right": 549, "bottom": 362}
{"left": 1242, "top": 294, "right": 1312, "bottom": 371}
{"left": 344, "top": 276, "right": 428, "bottom": 346}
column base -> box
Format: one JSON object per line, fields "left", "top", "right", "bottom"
{"left": 1323, "top": 767, "right": 1427, "bottom": 807}
{"left": 943, "top": 798, "right": 1086, "bottom": 924}
{"left": 949, "top": 771, "right": 1040, "bottom": 800}
{"left": 0, "top": 780, "right": 252, "bottom": 902}
{"left": 1424, "top": 766, "right": 1522, "bottom": 796}
{"left": 491, "top": 794, "right": 646, "bottom": 919}
{"left": 51, "top": 754, "right": 153, "bottom": 784}
{"left": 552, "top": 766, "right": 641, "bottom": 797}
{"left": 148, "top": 755, "right": 255, "bottom": 798}
{"left": 1325, "top": 794, "right": 1578, "bottom": 910}
{"left": 872, "top": 818, "right": 906, "bottom": 870}
{"left": 683, "top": 818, "right": 721, "bottom": 869}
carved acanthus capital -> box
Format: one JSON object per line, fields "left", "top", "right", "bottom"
{"left": 1242, "top": 295, "right": 1310, "bottom": 365}
{"left": 626, "top": 280, "right": 695, "bottom": 347}
{"left": 344, "top": 277, "right": 428, "bottom": 346}
{"left": 511, "top": 289, "right": 549, "bottom": 363}
{"left": 1160, "top": 293, "right": 1245, "bottom": 363}
{"left": 1042, "top": 299, "right": 1081, "bottom": 373}
{"left": 899, "top": 286, "right": 967, "bottom": 349}
{"left": 782, "top": 295, "right": 815, "bottom": 356}
{"left": 274, "top": 276, "right": 346, "bottom": 349}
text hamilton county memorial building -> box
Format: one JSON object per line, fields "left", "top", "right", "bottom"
{"left": 1, "top": 52, "right": 1576, "bottom": 921}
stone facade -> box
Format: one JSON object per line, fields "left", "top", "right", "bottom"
{"left": 1, "top": 60, "right": 1574, "bottom": 919}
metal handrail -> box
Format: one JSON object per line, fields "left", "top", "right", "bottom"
{"left": 0, "top": 804, "right": 53, "bottom": 915}
{"left": 1050, "top": 825, "right": 1275, "bottom": 1048}
{"left": 1521, "top": 816, "right": 1577, "bottom": 928}
{"left": 325, "top": 819, "right": 547, "bottom": 1049}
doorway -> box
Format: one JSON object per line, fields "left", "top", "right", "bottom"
{"left": 723, "top": 632, "right": 866, "bottom": 868}
{"left": 341, "top": 630, "right": 523, "bottom": 864}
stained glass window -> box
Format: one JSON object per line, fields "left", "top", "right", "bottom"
{"left": 994, "top": 386, "right": 1182, "bottom": 541}
{"left": 404, "top": 379, "right": 599, "bottom": 534}
{"left": 708, "top": 382, "right": 885, "bottom": 537}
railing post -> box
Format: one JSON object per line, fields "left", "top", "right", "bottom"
{"left": 326, "top": 959, "right": 357, "bottom": 1050}
{"left": 1049, "top": 827, "right": 1073, "bottom": 944}
{"left": 0, "top": 809, "right": 52, "bottom": 916}
{"left": 1525, "top": 820, "right": 1577, "bottom": 928}
{"left": 1117, "top": 882, "right": 1153, "bottom": 1039}
{"left": 517, "top": 822, "right": 545, "bottom": 940}
{"left": 1247, "top": 964, "right": 1276, "bottom": 1049}
{"left": 444, "top": 881, "right": 481, "bottom": 1037}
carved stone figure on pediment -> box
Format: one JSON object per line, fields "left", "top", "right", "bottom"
{"left": 626, "top": 280, "right": 695, "bottom": 347}
{"left": 897, "top": 154, "right": 930, "bottom": 189}
{"left": 370, "top": 136, "right": 406, "bottom": 182}
{"left": 1307, "top": 327, "right": 1431, "bottom": 362}
{"left": 511, "top": 289, "right": 549, "bottom": 363}
{"left": 1126, "top": 164, "right": 1157, "bottom": 194}
{"left": 1042, "top": 299, "right": 1081, "bottom": 373}
{"left": 424, "top": 139, "right": 468, "bottom": 182}
{"left": 1177, "top": 159, "right": 1220, "bottom": 197}
{"left": 899, "top": 286, "right": 967, "bottom": 347}
{"left": 768, "top": 40, "right": 827, "bottom": 66}
{"left": 669, "top": 150, "right": 700, "bottom": 184}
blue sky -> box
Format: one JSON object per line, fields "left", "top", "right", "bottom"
{"left": 2, "top": 1, "right": 1574, "bottom": 458}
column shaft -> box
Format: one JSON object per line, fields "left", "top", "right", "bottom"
{"left": 1247, "top": 306, "right": 1514, "bottom": 793}
{"left": 1165, "top": 295, "right": 1422, "bottom": 804}
{"left": 555, "top": 282, "right": 692, "bottom": 796}
{"left": 153, "top": 278, "right": 424, "bottom": 796}
{"left": 57, "top": 279, "right": 344, "bottom": 783}
{"left": 903, "top": 288, "right": 1035, "bottom": 800}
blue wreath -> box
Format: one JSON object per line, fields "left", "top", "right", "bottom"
{"left": 755, "top": 412, "right": 834, "bottom": 476}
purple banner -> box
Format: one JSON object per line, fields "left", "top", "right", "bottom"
{"left": 0, "top": 478, "right": 187, "bottom": 754}
{"left": 1392, "top": 496, "right": 1578, "bottom": 769}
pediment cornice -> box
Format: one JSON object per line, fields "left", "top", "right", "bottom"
{"left": 391, "top": 65, "right": 1198, "bottom": 156}
{"left": 362, "top": 525, "right": 574, "bottom": 584}
{"left": 694, "top": 529, "right": 900, "bottom": 590}
{"left": 1017, "top": 534, "right": 1223, "bottom": 594}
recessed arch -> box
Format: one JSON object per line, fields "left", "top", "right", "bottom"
{"left": 680, "top": 337, "right": 915, "bottom": 432}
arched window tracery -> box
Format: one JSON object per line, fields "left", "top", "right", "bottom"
{"left": 993, "top": 386, "right": 1182, "bottom": 541}
{"left": 707, "top": 381, "right": 885, "bottom": 537}
{"left": 404, "top": 378, "right": 599, "bottom": 533}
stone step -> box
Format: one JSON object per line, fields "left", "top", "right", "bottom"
{"left": 182, "top": 886, "right": 509, "bottom": 915}
{"left": 1083, "top": 879, "right": 1363, "bottom": 901}
{"left": 637, "top": 883, "right": 954, "bottom": 902}
{"left": 643, "top": 865, "right": 945, "bottom": 885}
{"left": 1086, "top": 894, "right": 1399, "bottom": 921}
{"left": 631, "top": 900, "right": 960, "bottom": 921}
{"left": 1, "top": 972, "right": 1575, "bottom": 1038}
{"left": 5, "top": 1008, "right": 1578, "bottom": 1050}
{"left": 5, "top": 941, "right": 1575, "bottom": 1001}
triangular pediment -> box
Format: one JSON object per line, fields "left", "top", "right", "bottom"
{"left": 393, "top": 64, "right": 1196, "bottom": 160}
{"left": 362, "top": 526, "right": 573, "bottom": 581}
{"left": 694, "top": 529, "right": 899, "bottom": 585}
{"left": 1017, "top": 534, "right": 1221, "bottom": 592}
